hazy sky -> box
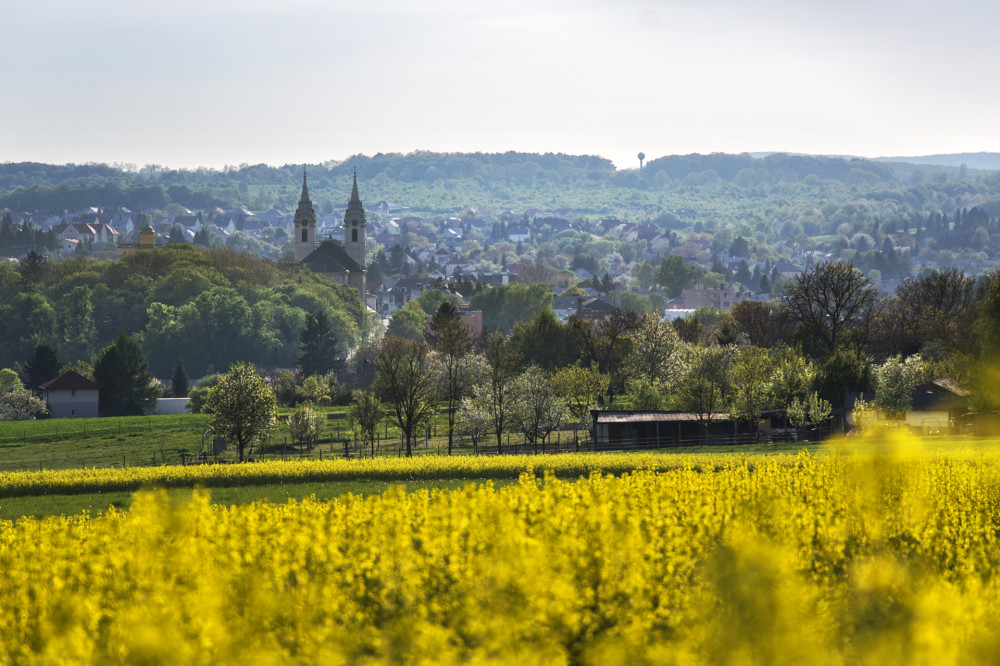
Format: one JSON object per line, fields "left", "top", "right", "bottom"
{"left": 4, "top": 0, "right": 998, "bottom": 170}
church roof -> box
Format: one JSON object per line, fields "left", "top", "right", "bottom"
{"left": 301, "top": 239, "right": 365, "bottom": 274}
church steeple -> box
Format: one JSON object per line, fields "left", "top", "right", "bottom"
{"left": 293, "top": 168, "right": 317, "bottom": 261}
{"left": 299, "top": 169, "right": 310, "bottom": 205}
{"left": 343, "top": 169, "right": 367, "bottom": 267}
{"left": 349, "top": 169, "right": 361, "bottom": 205}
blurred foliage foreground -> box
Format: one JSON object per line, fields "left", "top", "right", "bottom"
{"left": 3, "top": 436, "right": 1000, "bottom": 664}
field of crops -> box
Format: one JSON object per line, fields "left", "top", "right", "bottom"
{"left": 2, "top": 436, "right": 1000, "bottom": 663}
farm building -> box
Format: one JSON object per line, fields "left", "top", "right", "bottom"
{"left": 591, "top": 411, "right": 768, "bottom": 449}
{"left": 907, "top": 379, "right": 971, "bottom": 434}
{"left": 39, "top": 371, "right": 99, "bottom": 418}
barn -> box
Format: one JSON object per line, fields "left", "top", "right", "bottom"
{"left": 39, "top": 371, "right": 100, "bottom": 418}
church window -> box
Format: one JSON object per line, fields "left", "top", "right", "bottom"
{"left": 352, "top": 229, "right": 358, "bottom": 242}
{"left": 302, "top": 229, "right": 308, "bottom": 242}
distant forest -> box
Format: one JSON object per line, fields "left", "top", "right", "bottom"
{"left": 6, "top": 152, "right": 1000, "bottom": 270}
{"left": 3, "top": 151, "right": 999, "bottom": 217}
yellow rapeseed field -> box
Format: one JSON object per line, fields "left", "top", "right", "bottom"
{"left": 2, "top": 436, "right": 1000, "bottom": 664}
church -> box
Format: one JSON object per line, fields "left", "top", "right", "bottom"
{"left": 294, "top": 170, "right": 367, "bottom": 303}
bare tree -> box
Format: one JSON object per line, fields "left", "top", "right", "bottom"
{"left": 427, "top": 302, "right": 473, "bottom": 455}
{"left": 373, "top": 336, "right": 438, "bottom": 457}
{"left": 482, "top": 331, "right": 521, "bottom": 453}
{"left": 872, "top": 268, "right": 981, "bottom": 358}
{"left": 781, "top": 262, "right": 877, "bottom": 355}
{"left": 511, "top": 365, "right": 569, "bottom": 453}
{"left": 346, "top": 389, "right": 384, "bottom": 458}
{"left": 728, "top": 300, "right": 796, "bottom": 349}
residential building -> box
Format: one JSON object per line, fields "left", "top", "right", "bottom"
{"left": 40, "top": 371, "right": 99, "bottom": 418}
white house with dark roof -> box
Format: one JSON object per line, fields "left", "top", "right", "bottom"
{"left": 39, "top": 370, "right": 99, "bottom": 418}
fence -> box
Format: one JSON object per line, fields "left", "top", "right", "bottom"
{"left": 0, "top": 418, "right": 836, "bottom": 474}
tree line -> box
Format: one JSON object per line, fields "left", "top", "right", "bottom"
{"left": 0, "top": 244, "right": 372, "bottom": 379}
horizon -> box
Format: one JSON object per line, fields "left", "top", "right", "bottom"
{"left": 5, "top": 0, "right": 999, "bottom": 171}
{"left": 6, "top": 149, "right": 998, "bottom": 174}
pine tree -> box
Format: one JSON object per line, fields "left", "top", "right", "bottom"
{"left": 22, "top": 343, "right": 61, "bottom": 389}
{"left": 16, "top": 250, "right": 47, "bottom": 285}
{"left": 297, "top": 312, "right": 340, "bottom": 377}
{"left": 171, "top": 359, "right": 189, "bottom": 397}
{"left": 93, "top": 333, "right": 160, "bottom": 416}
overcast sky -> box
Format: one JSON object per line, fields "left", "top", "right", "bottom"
{"left": 4, "top": 0, "right": 998, "bottom": 170}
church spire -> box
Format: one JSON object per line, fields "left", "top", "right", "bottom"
{"left": 343, "top": 169, "right": 366, "bottom": 268}
{"left": 299, "top": 168, "right": 310, "bottom": 204}
{"left": 293, "top": 168, "right": 317, "bottom": 262}
{"left": 350, "top": 168, "right": 360, "bottom": 205}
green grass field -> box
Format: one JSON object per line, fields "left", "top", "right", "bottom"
{"left": 0, "top": 411, "right": 464, "bottom": 472}
{"left": 0, "top": 410, "right": 835, "bottom": 521}
{"left": 12, "top": 413, "right": 980, "bottom": 524}
{"left": 0, "top": 478, "right": 522, "bottom": 522}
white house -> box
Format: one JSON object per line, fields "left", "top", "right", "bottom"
{"left": 39, "top": 370, "right": 99, "bottom": 418}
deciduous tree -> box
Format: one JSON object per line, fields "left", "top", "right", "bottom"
{"left": 289, "top": 402, "right": 324, "bottom": 450}
{"left": 346, "top": 389, "right": 385, "bottom": 458}
{"left": 873, "top": 355, "right": 925, "bottom": 420}
{"left": 457, "top": 396, "right": 490, "bottom": 454}
{"left": 657, "top": 256, "right": 702, "bottom": 298}
{"left": 676, "top": 345, "right": 734, "bottom": 438}
{"left": 782, "top": 262, "right": 876, "bottom": 356}
{"left": 481, "top": 331, "right": 521, "bottom": 453}
{"left": 0, "top": 368, "right": 20, "bottom": 393}
{"left": 568, "top": 308, "right": 638, "bottom": 402}
{"left": 626, "top": 311, "right": 680, "bottom": 386}
{"left": 728, "top": 300, "right": 795, "bottom": 349}
{"left": 0, "top": 386, "right": 47, "bottom": 421}
{"left": 206, "top": 362, "right": 277, "bottom": 462}
{"left": 728, "top": 346, "right": 773, "bottom": 438}
{"left": 551, "top": 363, "right": 609, "bottom": 428}
{"left": 511, "top": 365, "right": 569, "bottom": 452}
{"left": 373, "top": 336, "right": 438, "bottom": 457}
{"left": 385, "top": 302, "right": 428, "bottom": 343}
{"left": 427, "top": 302, "right": 481, "bottom": 454}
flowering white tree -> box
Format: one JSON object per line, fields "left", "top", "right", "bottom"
{"left": 457, "top": 396, "right": 491, "bottom": 454}
{"left": 511, "top": 365, "right": 569, "bottom": 453}
{"left": 873, "top": 355, "right": 924, "bottom": 420}
{"left": 289, "top": 402, "right": 324, "bottom": 450}
{"left": 0, "top": 386, "right": 47, "bottom": 421}
{"left": 206, "top": 362, "right": 277, "bottom": 462}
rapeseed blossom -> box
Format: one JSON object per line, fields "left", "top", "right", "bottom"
{"left": 1, "top": 446, "right": 1000, "bottom": 663}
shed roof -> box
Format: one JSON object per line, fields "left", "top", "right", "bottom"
{"left": 593, "top": 410, "right": 729, "bottom": 423}
{"left": 911, "top": 379, "right": 970, "bottom": 411}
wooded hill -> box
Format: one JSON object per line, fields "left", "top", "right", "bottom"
{"left": 0, "top": 245, "right": 373, "bottom": 379}
{"left": 3, "top": 151, "right": 998, "bottom": 218}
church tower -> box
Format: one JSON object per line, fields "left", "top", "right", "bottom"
{"left": 293, "top": 169, "right": 317, "bottom": 261}
{"left": 343, "top": 170, "right": 367, "bottom": 267}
